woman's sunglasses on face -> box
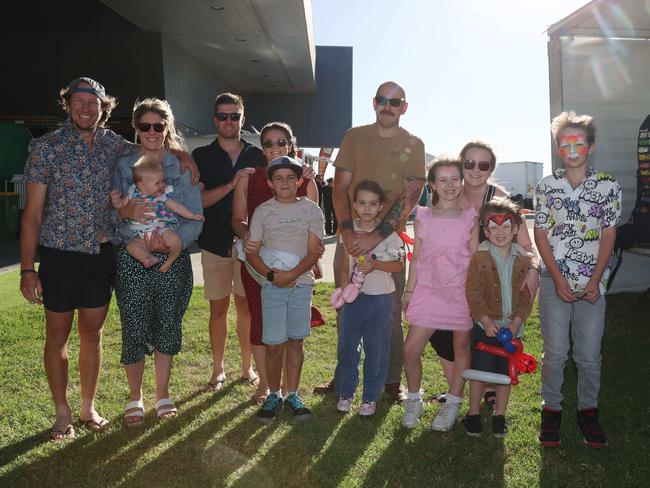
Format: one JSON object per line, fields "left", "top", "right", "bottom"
{"left": 136, "top": 122, "right": 165, "bottom": 133}
{"left": 463, "top": 159, "right": 492, "bottom": 172}
{"left": 374, "top": 95, "right": 405, "bottom": 107}
{"left": 215, "top": 112, "right": 242, "bottom": 121}
{"left": 262, "top": 138, "right": 288, "bottom": 149}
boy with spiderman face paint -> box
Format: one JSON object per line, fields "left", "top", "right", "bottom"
{"left": 534, "top": 111, "right": 621, "bottom": 448}
{"left": 464, "top": 197, "right": 534, "bottom": 438}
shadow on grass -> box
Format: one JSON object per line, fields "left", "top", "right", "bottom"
{"left": 539, "top": 293, "right": 650, "bottom": 488}
{"left": 119, "top": 396, "right": 275, "bottom": 487}
{"left": 0, "top": 429, "right": 51, "bottom": 469}
{"left": 359, "top": 413, "right": 507, "bottom": 488}
{"left": 233, "top": 393, "right": 358, "bottom": 487}
{"left": 0, "top": 382, "right": 247, "bottom": 487}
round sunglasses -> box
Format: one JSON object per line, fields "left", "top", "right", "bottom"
{"left": 463, "top": 159, "right": 492, "bottom": 172}
{"left": 262, "top": 138, "right": 288, "bottom": 149}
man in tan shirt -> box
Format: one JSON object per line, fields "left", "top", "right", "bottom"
{"left": 314, "top": 81, "right": 426, "bottom": 401}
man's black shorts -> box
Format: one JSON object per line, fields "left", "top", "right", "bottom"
{"left": 429, "top": 329, "right": 455, "bottom": 362}
{"left": 38, "top": 243, "right": 115, "bottom": 313}
{"left": 470, "top": 324, "right": 508, "bottom": 375}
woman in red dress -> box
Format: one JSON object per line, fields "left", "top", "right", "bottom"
{"left": 232, "top": 122, "right": 318, "bottom": 402}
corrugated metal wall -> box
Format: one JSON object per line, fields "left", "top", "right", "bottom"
{"left": 243, "top": 45, "right": 353, "bottom": 148}
{"left": 161, "top": 42, "right": 352, "bottom": 149}
{"left": 162, "top": 36, "right": 230, "bottom": 135}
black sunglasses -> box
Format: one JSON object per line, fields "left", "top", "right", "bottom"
{"left": 375, "top": 96, "right": 405, "bottom": 107}
{"left": 215, "top": 112, "right": 242, "bottom": 121}
{"left": 136, "top": 122, "right": 165, "bottom": 133}
{"left": 262, "top": 138, "right": 288, "bottom": 149}
{"left": 463, "top": 159, "right": 492, "bottom": 172}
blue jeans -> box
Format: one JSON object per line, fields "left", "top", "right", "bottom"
{"left": 539, "top": 275, "right": 606, "bottom": 410}
{"left": 335, "top": 293, "right": 393, "bottom": 402}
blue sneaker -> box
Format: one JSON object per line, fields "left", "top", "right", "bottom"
{"left": 257, "top": 392, "right": 283, "bottom": 424}
{"left": 284, "top": 392, "right": 312, "bottom": 421}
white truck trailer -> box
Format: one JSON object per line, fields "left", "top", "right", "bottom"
{"left": 491, "top": 161, "right": 543, "bottom": 204}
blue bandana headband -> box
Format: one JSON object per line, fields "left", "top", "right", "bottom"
{"left": 66, "top": 77, "right": 107, "bottom": 101}
{"left": 72, "top": 86, "right": 102, "bottom": 98}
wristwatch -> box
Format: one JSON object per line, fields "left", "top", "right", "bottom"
{"left": 266, "top": 270, "right": 275, "bottom": 283}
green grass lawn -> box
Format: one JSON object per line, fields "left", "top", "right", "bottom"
{"left": 1, "top": 268, "right": 649, "bottom": 487}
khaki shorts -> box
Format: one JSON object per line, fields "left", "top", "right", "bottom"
{"left": 201, "top": 245, "right": 245, "bottom": 300}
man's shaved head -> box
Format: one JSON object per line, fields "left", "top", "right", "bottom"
{"left": 376, "top": 81, "right": 406, "bottom": 99}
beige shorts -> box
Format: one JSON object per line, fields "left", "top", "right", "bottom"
{"left": 201, "top": 245, "right": 245, "bottom": 300}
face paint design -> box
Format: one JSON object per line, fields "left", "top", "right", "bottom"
{"left": 485, "top": 213, "right": 515, "bottom": 228}
{"left": 559, "top": 134, "right": 587, "bottom": 160}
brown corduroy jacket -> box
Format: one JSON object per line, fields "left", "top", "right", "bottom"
{"left": 465, "top": 242, "right": 534, "bottom": 323}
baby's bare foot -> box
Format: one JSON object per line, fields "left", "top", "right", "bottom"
{"left": 142, "top": 256, "right": 160, "bottom": 268}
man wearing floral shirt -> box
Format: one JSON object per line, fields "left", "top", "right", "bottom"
{"left": 534, "top": 111, "right": 622, "bottom": 449}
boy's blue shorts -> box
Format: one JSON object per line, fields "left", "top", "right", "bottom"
{"left": 261, "top": 284, "right": 313, "bottom": 345}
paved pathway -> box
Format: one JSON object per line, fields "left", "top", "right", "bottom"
{"left": 3, "top": 220, "right": 535, "bottom": 285}
{"left": 190, "top": 223, "right": 416, "bottom": 286}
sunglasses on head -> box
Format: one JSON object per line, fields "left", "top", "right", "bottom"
{"left": 463, "top": 159, "right": 492, "bottom": 172}
{"left": 136, "top": 122, "right": 165, "bottom": 133}
{"left": 374, "top": 96, "right": 405, "bottom": 107}
{"left": 215, "top": 112, "right": 242, "bottom": 121}
{"left": 262, "top": 138, "right": 288, "bottom": 149}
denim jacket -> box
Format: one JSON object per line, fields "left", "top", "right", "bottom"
{"left": 112, "top": 151, "right": 202, "bottom": 249}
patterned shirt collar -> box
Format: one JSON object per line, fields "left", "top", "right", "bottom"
{"left": 552, "top": 166, "right": 597, "bottom": 184}
{"left": 23, "top": 120, "right": 129, "bottom": 254}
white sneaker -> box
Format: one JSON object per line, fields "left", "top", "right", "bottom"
{"left": 358, "top": 401, "right": 376, "bottom": 417}
{"left": 431, "top": 401, "right": 461, "bottom": 431}
{"left": 401, "top": 398, "right": 424, "bottom": 428}
{"left": 337, "top": 396, "right": 353, "bottom": 413}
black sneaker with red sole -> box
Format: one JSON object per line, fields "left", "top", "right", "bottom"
{"left": 577, "top": 408, "right": 608, "bottom": 448}
{"left": 539, "top": 407, "right": 562, "bottom": 447}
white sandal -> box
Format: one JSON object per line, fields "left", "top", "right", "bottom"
{"left": 155, "top": 398, "right": 178, "bottom": 420}
{"left": 123, "top": 399, "right": 145, "bottom": 427}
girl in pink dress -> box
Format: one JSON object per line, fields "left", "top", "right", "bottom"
{"left": 401, "top": 157, "right": 479, "bottom": 431}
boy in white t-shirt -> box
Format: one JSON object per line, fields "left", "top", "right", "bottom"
{"left": 247, "top": 156, "right": 324, "bottom": 423}
{"left": 334, "top": 180, "right": 404, "bottom": 417}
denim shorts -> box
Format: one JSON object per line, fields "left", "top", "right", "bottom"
{"left": 261, "top": 284, "right": 313, "bottom": 345}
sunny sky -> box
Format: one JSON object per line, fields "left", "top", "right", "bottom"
{"left": 311, "top": 0, "right": 590, "bottom": 175}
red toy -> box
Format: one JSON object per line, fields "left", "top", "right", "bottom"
{"left": 310, "top": 306, "right": 325, "bottom": 328}
{"left": 398, "top": 232, "right": 414, "bottom": 261}
{"left": 474, "top": 339, "right": 537, "bottom": 385}
{"left": 399, "top": 231, "right": 414, "bottom": 245}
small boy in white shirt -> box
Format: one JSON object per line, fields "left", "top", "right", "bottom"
{"left": 246, "top": 156, "right": 324, "bottom": 423}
